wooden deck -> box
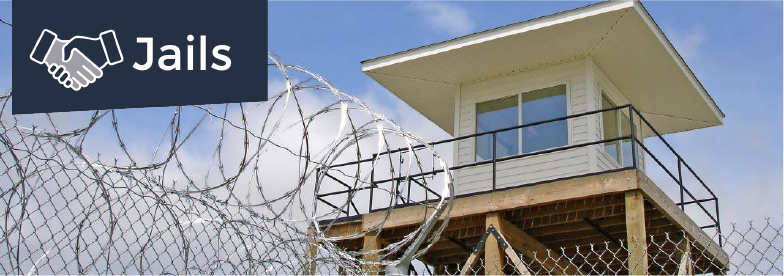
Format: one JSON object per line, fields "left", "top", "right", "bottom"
{"left": 320, "top": 169, "right": 728, "bottom": 274}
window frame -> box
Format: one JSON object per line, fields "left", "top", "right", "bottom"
{"left": 474, "top": 94, "right": 520, "bottom": 161}
{"left": 600, "top": 90, "right": 634, "bottom": 168}
{"left": 473, "top": 81, "right": 571, "bottom": 162}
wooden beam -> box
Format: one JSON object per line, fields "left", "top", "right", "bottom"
{"left": 485, "top": 213, "right": 505, "bottom": 275}
{"left": 493, "top": 229, "right": 532, "bottom": 275}
{"left": 625, "top": 190, "right": 648, "bottom": 275}
{"left": 496, "top": 215, "right": 584, "bottom": 275}
{"left": 457, "top": 229, "right": 493, "bottom": 276}
{"left": 459, "top": 216, "right": 532, "bottom": 276}
{"left": 362, "top": 232, "right": 383, "bottom": 274}
{"left": 321, "top": 221, "right": 363, "bottom": 238}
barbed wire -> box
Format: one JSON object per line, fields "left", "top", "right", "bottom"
{"left": 1, "top": 53, "right": 781, "bottom": 275}
{"left": 0, "top": 54, "right": 454, "bottom": 275}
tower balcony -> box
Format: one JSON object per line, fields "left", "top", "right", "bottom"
{"left": 315, "top": 104, "right": 727, "bottom": 274}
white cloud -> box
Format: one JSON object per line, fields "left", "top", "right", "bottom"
{"left": 667, "top": 24, "right": 707, "bottom": 61}
{"left": 408, "top": 2, "right": 475, "bottom": 36}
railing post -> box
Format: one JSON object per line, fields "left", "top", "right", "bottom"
{"left": 407, "top": 177, "right": 412, "bottom": 204}
{"left": 369, "top": 164, "right": 374, "bottom": 213}
{"left": 678, "top": 157, "right": 684, "bottom": 211}
{"left": 315, "top": 167, "right": 321, "bottom": 207}
{"left": 492, "top": 132, "right": 497, "bottom": 191}
{"left": 716, "top": 198, "right": 722, "bottom": 246}
{"left": 628, "top": 106, "right": 638, "bottom": 169}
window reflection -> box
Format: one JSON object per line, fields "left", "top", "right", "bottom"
{"left": 475, "top": 84, "right": 569, "bottom": 161}
{"left": 476, "top": 95, "right": 518, "bottom": 161}
{"left": 521, "top": 85, "right": 567, "bottom": 153}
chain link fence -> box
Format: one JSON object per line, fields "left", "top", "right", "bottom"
{"left": 0, "top": 55, "right": 454, "bottom": 275}
{"left": 0, "top": 53, "right": 780, "bottom": 275}
{"left": 440, "top": 219, "right": 781, "bottom": 275}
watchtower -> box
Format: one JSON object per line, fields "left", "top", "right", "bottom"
{"left": 316, "top": 1, "right": 728, "bottom": 274}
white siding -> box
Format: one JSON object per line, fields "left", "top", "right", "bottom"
{"left": 454, "top": 60, "right": 590, "bottom": 194}
{"left": 593, "top": 61, "right": 646, "bottom": 172}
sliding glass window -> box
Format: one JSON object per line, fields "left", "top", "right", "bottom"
{"left": 521, "top": 85, "right": 568, "bottom": 153}
{"left": 476, "top": 95, "right": 518, "bottom": 161}
{"left": 475, "top": 84, "right": 568, "bottom": 161}
{"left": 602, "top": 93, "right": 633, "bottom": 167}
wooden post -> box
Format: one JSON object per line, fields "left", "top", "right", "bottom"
{"left": 677, "top": 236, "right": 693, "bottom": 275}
{"left": 625, "top": 190, "right": 648, "bottom": 275}
{"left": 362, "top": 232, "right": 382, "bottom": 274}
{"left": 485, "top": 212, "right": 505, "bottom": 275}
{"left": 306, "top": 227, "right": 318, "bottom": 275}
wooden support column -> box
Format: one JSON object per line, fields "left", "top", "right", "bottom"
{"left": 625, "top": 190, "right": 648, "bottom": 275}
{"left": 362, "top": 232, "right": 382, "bottom": 274}
{"left": 462, "top": 212, "right": 584, "bottom": 275}
{"left": 677, "top": 236, "right": 694, "bottom": 275}
{"left": 306, "top": 227, "right": 318, "bottom": 275}
{"left": 485, "top": 213, "right": 505, "bottom": 275}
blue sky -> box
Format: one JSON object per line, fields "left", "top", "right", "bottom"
{"left": 0, "top": 2, "right": 780, "bottom": 225}
{"left": 0, "top": 2, "right": 10, "bottom": 90}
{"left": 267, "top": 1, "right": 783, "bottom": 224}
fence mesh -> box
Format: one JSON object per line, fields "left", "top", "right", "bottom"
{"left": 0, "top": 54, "right": 780, "bottom": 275}
{"left": 0, "top": 54, "right": 454, "bottom": 275}
{"left": 441, "top": 219, "right": 782, "bottom": 275}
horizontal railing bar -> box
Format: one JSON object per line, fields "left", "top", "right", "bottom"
{"left": 676, "top": 198, "right": 717, "bottom": 206}
{"left": 319, "top": 185, "right": 374, "bottom": 197}
{"left": 491, "top": 136, "right": 631, "bottom": 164}
{"left": 451, "top": 136, "right": 631, "bottom": 171}
{"left": 365, "top": 167, "right": 635, "bottom": 213}
{"left": 630, "top": 106, "right": 717, "bottom": 198}
{"left": 321, "top": 136, "right": 633, "bottom": 197}
{"left": 635, "top": 138, "right": 718, "bottom": 225}
{"left": 329, "top": 104, "right": 631, "bottom": 168}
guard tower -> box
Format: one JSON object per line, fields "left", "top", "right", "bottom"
{"left": 316, "top": 1, "right": 728, "bottom": 274}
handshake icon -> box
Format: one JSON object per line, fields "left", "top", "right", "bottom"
{"left": 29, "top": 29, "right": 124, "bottom": 91}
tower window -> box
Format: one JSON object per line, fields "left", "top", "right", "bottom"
{"left": 476, "top": 84, "right": 568, "bottom": 161}
{"left": 602, "top": 93, "right": 633, "bottom": 167}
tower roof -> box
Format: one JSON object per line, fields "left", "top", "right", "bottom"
{"left": 361, "top": 0, "right": 723, "bottom": 136}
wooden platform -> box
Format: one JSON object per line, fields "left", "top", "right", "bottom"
{"left": 320, "top": 169, "right": 728, "bottom": 274}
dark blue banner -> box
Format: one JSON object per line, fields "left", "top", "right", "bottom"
{"left": 13, "top": 0, "right": 268, "bottom": 114}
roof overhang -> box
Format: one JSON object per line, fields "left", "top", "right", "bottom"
{"left": 361, "top": 0, "right": 723, "bottom": 136}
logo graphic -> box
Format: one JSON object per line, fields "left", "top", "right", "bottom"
{"left": 14, "top": 0, "right": 268, "bottom": 114}
{"left": 29, "top": 29, "right": 124, "bottom": 91}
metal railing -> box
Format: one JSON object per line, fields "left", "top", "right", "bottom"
{"left": 316, "top": 104, "right": 721, "bottom": 242}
